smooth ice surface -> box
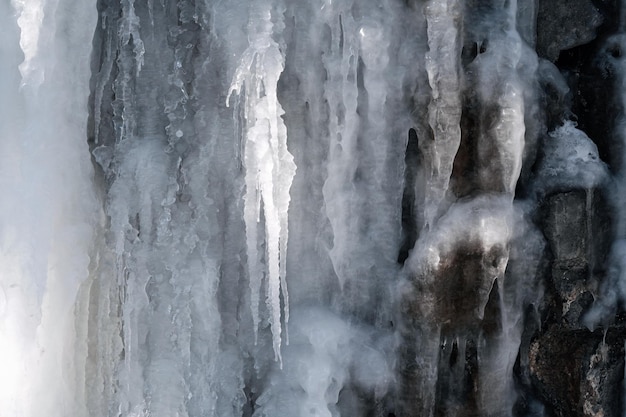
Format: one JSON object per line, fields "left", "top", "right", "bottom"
{"left": 0, "top": 1, "right": 98, "bottom": 416}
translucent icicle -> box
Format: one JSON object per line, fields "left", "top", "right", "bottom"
{"left": 321, "top": 2, "right": 360, "bottom": 290}
{"left": 423, "top": 0, "right": 462, "bottom": 227}
{"left": 473, "top": 2, "right": 526, "bottom": 196}
{"left": 120, "top": 0, "right": 144, "bottom": 74}
{"left": 227, "top": 1, "right": 296, "bottom": 365}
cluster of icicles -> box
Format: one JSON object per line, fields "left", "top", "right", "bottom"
{"left": 1, "top": 0, "right": 624, "bottom": 416}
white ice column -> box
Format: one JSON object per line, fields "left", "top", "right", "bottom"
{"left": 321, "top": 0, "right": 407, "bottom": 307}
{"left": 0, "top": 1, "right": 98, "bottom": 416}
{"left": 320, "top": 0, "right": 361, "bottom": 291}
{"left": 471, "top": 3, "right": 528, "bottom": 414}
{"left": 472, "top": 8, "right": 526, "bottom": 196}
{"left": 228, "top": 0, "right": 296, "bottom": 364}
{"left": 422, "top": 0, "right": 462, "bottom": 227}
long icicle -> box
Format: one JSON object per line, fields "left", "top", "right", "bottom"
{"left": 227, "top": 0, "right": 296, "bottom": 366}
{"left": 423, "top": 0, "right": 462, "bottom": 228}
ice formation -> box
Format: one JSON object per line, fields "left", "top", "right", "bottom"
{"left": 0, "top": 1, "right": 97, "bottom": 416}
{"left": 535, "top": 121, "right": 608, "bottom": 192}
{"left": 422, "top": 0, "right": 462, "bottom": 226}
{"left": 227, "top": 0, "right": 296, "bottom": 363}
{"left": 2, "top": 0, "right": 626, "bottom": 416}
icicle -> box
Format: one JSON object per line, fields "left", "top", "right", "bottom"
{"left": 93, "top": 27, "right": 115, "bottom": 145}
{"left": 422, "top": 0, "right": 462, "bottom": 227}
{"left": 236, "top": 90, "right": 263, "bottom": 345}
{"left": 279, "top": 210, "right": 290, "bottom": 346}
{"left": 12, "top": 0, "right": 45, "bottom": 88}
{"left": 321, "top": 1, "right": 360, "bottom": 290}
{"left": 227, "top": 1, "right": 296, "bottom": 365}
{"left": 600, "top": 328, "right": 609, "bottom": 361}
{"left": 480, "top": 2, "right": 526, "bottom": 195}
{"left": 119, "top": 0, "right": 144, "bottom": 75}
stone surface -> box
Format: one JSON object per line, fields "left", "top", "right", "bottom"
{"left": 529, "top": 328, "right": 625, "bottom": 417}
{"left": 525, "top": 184, "right": 619, "bottom": 416}
{"left": 536, "top": 0, "right": 603, "bottom": 61}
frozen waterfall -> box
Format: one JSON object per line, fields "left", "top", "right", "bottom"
{"left": 2, "top": 0, "right": 626, "bottom": 416}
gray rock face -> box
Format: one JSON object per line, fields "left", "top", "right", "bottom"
{"left": 524, "top": 1, "right": 626, "bottom": 415}
{"left": 529, "top": 329, "right": 624, "bottom": 417}
{"left": 536, "top": 0, "right": 603, "bottom": 62}
{"left": 527, "top": 188, "right": 618, "bottom": 416}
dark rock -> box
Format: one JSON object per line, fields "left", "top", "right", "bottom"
{"left": 537, "top": 0, "right": 603, "bottom": 62}
{"left": 529, "top": 328, "right": 625, "bottom": 417}
{"left": 543, "top": 190, "right": 590, "bottom": 262}
{"left": 526, "top": 182, "right": 619, "bottom": 415}
{"left": 551, "top": 262, "right": 594, "bottom": 328}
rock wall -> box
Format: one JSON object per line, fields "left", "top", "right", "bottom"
{"left": 514, "top": 1, "right": 626, "bottom": 416}
{"left": 402, "top": 1, "right": 626, "bottom": 416}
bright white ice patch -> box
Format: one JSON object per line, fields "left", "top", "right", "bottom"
{"left": 12, "top": 0, "right": 44, "bottom": 87}
{"left": 227, "top": 1, "right": 296, "bottom": 365}
{"left": 536, "top": 121, "right": 609, "bottom": 192}
{"left": 0, "top": 1, "right": 98, "bottom": 416}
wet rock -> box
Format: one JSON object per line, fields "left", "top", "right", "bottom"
{"left": 529, "top": 328, "right": 624, "bottom": 417}
{"left": 524, "top": 183, "right": 619, "bottom": 416}
{"left": 543, "top": 190, "right": 590, "bottom": 261}
{"left": 551, "top": 262, "right": 594, "bottom": 328}
{"left": 536, "top": 0, "right": 603, "bottom": 62}
{"left": 541, "top": 191, "right": 590, "bottom": 324}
